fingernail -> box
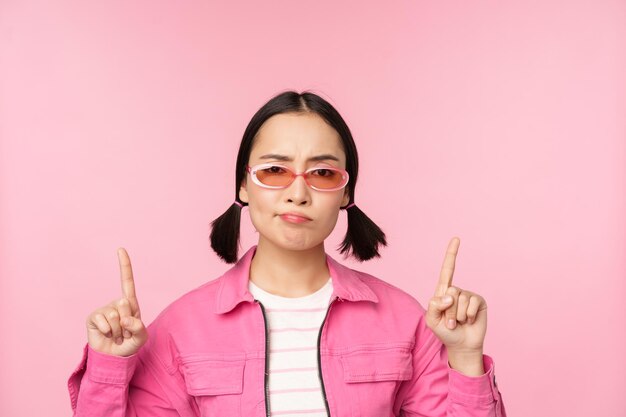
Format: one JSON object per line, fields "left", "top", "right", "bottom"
{"left": 443, "top": 296, "right": 453, "bottom": 303}
{"left": 123, "top": 330, "right": 131, "bottom": 338}
{"left": 447, "top": 319, "right": 456, "bottom": 329}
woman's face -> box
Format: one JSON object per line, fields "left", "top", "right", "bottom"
{"left": 239, "top": 112, "right": 350, "bottom": 252}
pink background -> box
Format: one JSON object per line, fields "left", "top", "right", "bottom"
{"left": 1, "top": 1, "right": 625, "bottom": 416}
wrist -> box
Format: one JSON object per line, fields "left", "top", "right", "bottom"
{"left": 447, "top": 348, "right": 485, "bottom": 376}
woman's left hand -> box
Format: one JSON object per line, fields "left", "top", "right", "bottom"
{"left": 425, "top": 237, "right": 488, "bottom": 356}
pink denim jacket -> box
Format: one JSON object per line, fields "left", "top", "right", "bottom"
{"left": 68, "top": 245, "right": 507, "bottom": 417}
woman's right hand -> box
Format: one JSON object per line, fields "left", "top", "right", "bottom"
{"left": 86, "top": 248, "right": 148, "bottom": 357}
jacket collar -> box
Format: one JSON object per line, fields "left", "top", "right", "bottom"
{"left": 213, "top": 245, "right": 379, "bottom": 314}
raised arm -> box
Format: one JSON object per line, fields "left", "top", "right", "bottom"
{"left": 398, "top": 237, "right": 507, "bottom": 416}
{"left": 68, "top": 248, "right": 190, "bottom": 417}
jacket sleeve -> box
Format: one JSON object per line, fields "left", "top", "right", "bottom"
{"left": 67, "top": 328, "right": 196, "bottom": 416}
{"left": 396, "top": 315, "right": 507, "bottom": 417}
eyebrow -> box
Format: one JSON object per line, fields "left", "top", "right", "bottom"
{"left": 258, "top": 153, "right": 340, "bottom": 162}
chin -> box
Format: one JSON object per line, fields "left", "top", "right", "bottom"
{"left": 255, "top": 221, "right": 330, "bottom": 252}
{"left": 268, "top": 235, "right": 324, "bottom": 253}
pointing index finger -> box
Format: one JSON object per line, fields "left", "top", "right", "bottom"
{"left": 117, "top": 247, "right": 140, "bottom": 317}
{"left": 435, "top": 237, "right": 460, "bottom": 297}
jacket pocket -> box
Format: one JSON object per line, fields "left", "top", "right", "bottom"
{"left": 180, "top": 358, "right": 245, "bottom": 417}
{"left": 340, "top": 348, "right": 413, "bottom": 417}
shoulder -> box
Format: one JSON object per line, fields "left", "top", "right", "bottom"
{"left": 148, "top": 275, "right": 223, "bottom": 328}
{"left": 350, "top": 267, "right": 441, "bottom": 352}
{"left": 139, "top": 276, "right": 223, "bottom": 361}
{"left": 347, "top": 265, "right": 427, "bottom": 315}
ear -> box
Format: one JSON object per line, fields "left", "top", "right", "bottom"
{"left": 341, "top": 187, "right": 350, "bottom": 207}
{"left": 238, "top": 179, "right": 249, "bottom": 204}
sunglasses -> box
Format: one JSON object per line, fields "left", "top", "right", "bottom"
{"left": 246, "top": 163, "right": 349, "bottom": 191}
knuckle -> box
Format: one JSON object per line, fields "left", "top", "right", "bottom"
{"left": 471, "top": 294, "right": 484, "bottom": 306}
{"left": 446, "top": 286, "right": 460, "bottom": 296}
{"left": 88, "top": 312, "right": 102, "bottom": 325}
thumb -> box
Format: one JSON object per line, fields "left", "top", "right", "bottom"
{"left": 425, "top": 295, "right": 453, "bottom": 329}
{"left": 121, "top": 316, "right": 149, "bottom": 345}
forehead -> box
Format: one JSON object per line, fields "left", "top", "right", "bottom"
{"left": 250, "top": 112, "right": 345, "bottom": 164}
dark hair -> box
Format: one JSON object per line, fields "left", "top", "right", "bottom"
{"left": 209, "top": 90, "right": 386, "bottom": 263}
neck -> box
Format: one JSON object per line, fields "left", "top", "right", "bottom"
{"left": 249, "top": 238, "right": 330, "bottom": 298}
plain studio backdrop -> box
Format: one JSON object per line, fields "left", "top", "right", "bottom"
{"left": 1, "top": 1, "right": 624, "bottom": 416}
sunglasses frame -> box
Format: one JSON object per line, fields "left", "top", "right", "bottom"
{"left": 246, "top": 163, "right": 349, "bottom": 192}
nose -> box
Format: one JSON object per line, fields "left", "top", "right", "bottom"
{"left": 285, "top": 173, "right": 310, "bottom": 206}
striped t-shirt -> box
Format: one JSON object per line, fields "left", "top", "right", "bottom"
{"left": 248, "top": 277, "right": 334, "bottom": 417}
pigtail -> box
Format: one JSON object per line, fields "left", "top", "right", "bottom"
{"left": 338, "top": 204, "right": 387, "bottom": 261}
{"left": 209, "top": 201, "right": 247, "bottom": 264}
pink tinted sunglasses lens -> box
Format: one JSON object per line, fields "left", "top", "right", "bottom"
{"left": 307, "top": 169, "right": 347, "bottom": 189}
{"left": 255, "top": 167, "right": 291, "bottom": 187}
{"left": 254, "top": 165, "right": 347, "bottom": 190}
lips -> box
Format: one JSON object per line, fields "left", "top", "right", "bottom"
{"left": 279, "top": 212, "right": 312, "bottom": 223}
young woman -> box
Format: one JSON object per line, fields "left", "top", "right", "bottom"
{"left": 68, "top": 90, "right": 507, "bottom": 417}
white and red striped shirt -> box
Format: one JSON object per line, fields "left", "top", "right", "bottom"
{"left": 248, "top": 277, "right": 334, "bottom": 417}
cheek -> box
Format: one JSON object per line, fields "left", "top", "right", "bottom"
{"left": 316, "top": 194, "right": 344, "bottom": 222}
{"left": 247, "top": 186, "right": 270, "bottom": 207}
{"left": 322, "top": 192, "right": 346, "bottom": 208}
{"left": 246, "top": 188, "right": 277, "bottom": 223}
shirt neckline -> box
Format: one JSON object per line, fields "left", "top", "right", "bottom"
{"left": 248, "top": 277, "right": 333, "bottom": 303}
